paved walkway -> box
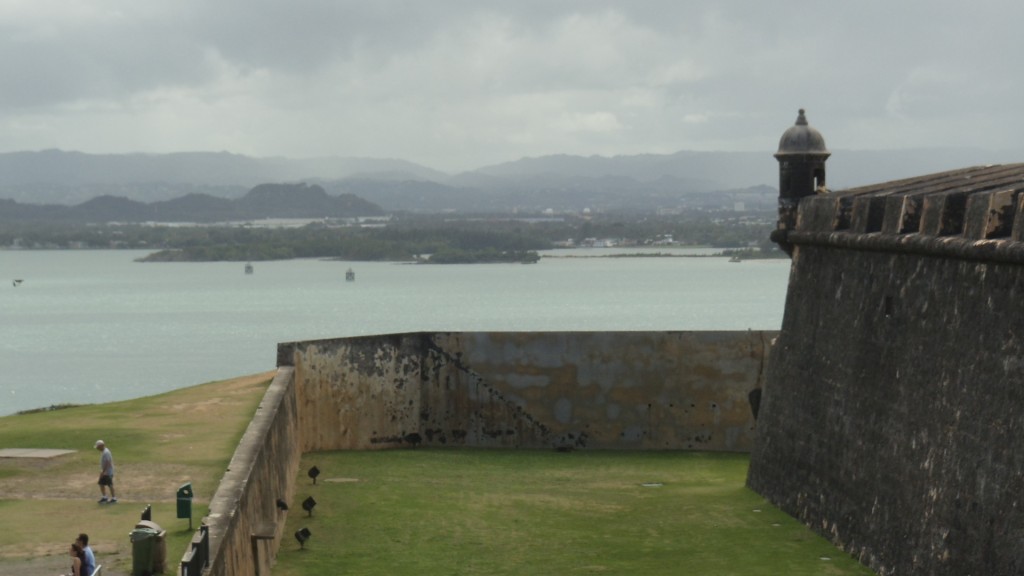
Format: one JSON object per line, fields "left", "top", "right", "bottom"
{"left": 0, "top": 448, "right": 76, "bottom": 459}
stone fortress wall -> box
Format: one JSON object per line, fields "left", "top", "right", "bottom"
{"left": 189, "top": 330, "right": 773, "bottom": 575}
{"left": 748, "top": 239, "right": 1024, "bottom": 575}
{"left": 748, "top": 110, "right": 1024, "bottom": 575}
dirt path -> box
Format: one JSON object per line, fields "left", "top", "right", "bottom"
{"left": 0, "top": 555, "right": 129, "bottom": 576}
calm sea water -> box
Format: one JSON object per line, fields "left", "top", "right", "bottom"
{"left": 0, "top": 249, "right": 790, "bottom": 416}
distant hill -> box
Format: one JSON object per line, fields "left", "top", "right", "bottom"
{"left": 470, "top": 147, "right": 1024, "bottom": 191}
{"left": 0, "top": 183, "right": 385, "bottom": 223}
{"left": 0, "top": 150, "right": 445, "bottom": 205}
{"left": 0, "top": 146, "right": 1019, "bottom": 212}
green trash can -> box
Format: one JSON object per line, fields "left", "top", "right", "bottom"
{"left": 135, "top": 521, "right": 167, "bottom": 574}
{"left": 176, "top": 482, "right": 193, "bottom": 520}
{"left": 130, "top": 526, "right": 159, "bottom": 576}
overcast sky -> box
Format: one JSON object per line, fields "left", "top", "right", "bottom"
{"left": 1, "top": 1, "right": 1021, "bottom": 173}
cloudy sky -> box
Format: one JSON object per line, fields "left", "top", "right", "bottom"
{"left": 1, "top": 1, "right": 1021, "bottom": 172}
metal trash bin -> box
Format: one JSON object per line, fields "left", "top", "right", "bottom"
{"left": 130, "top": 527, "right": 158, "bottom": 576}
{"left": 176, "top": 483, "right": 193, "bottom": 520}
{"left": 135, "top": 521, "right": 166, "bottom": 574}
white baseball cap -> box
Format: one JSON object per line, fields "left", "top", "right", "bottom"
{"left": 94, "top": 440, "right": 105, "bottom": 447}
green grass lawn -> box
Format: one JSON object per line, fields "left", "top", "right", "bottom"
{"left": 275, "top": 449, "right": 873, "bottom": 576}
{"left": 0, "top": 372, "right": 273, "bottom": 575}
{"left": 0, "top": 374, "right": 873, "bottom": 576}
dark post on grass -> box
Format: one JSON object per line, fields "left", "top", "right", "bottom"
{"left": 295, "top": 527, "right": 312, "bottom": 549}
{"left": 302, "top": 496, "right": 317, "bottom": 517}
{"left": 177, "top": 482, "right": 194, "bottom": 530}
{"left": 308, "top": 465, "right": 320, "bottom": 484}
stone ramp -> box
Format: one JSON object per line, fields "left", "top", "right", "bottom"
{"left": 0, "top": 448, "right": 76, "bottom": 458}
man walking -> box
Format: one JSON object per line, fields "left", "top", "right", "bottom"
{"left": 95, "top": 440, "right": 117, "bottom": 504}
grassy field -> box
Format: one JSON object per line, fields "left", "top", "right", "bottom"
{"left": 0, "top": 371, "right": 273, "bottom": 575}
{"left": 274, "top": 450, "right": 873, "bottom": 576}
{"left": 0, "top": 373, "right": 873, "bottom": 576}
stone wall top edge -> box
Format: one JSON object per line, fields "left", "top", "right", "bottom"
{"left": 278, "top": 331, "right": 428, "bottom": 347}
{"left": 205, "top": 368, "right": 293, "bottom": 528}
{"left": 795, "top": 169, "right": 1024, "bottom": 242}
{"left": 794, "top": 162, "right": 1024, "bottom": 240}
{"left": 788, "top": 230, "right": 1024, "bottom": 264}
{"left": 277, "top": 330, "right": 777, "bottom": 349}
{"left": 193, "top": 367, "right": 296, "bottom": 575}
{"left": 836, "top": 163, "right": 1024, "bottom": 196}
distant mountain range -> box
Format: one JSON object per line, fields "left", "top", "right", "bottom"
{"left": 0, "top": 183, "right": 384, "bottom": 223}
{"left": 0, "top": 147, "right": 1018, "bottom": 213}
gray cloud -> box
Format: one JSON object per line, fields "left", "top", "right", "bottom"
{"left": 0, "top": 0, "right": 1021, "bottom": 172}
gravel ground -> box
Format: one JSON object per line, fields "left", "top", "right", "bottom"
{"left": 0, "top": 556, "right": 128, "bottom": 576}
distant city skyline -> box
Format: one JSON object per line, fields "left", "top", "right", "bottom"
{"left": 2, "top": 1, "right": 1022, "bottom": 172}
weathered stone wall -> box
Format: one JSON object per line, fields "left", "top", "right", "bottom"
{"left": 747, "top": 246, "right": 1024, "bottom": 575}
{"left": 201, "top": 368, "right": 301, "bottom": 576}
{"left": 283, "top": 334, "right": 425, "bottom": 452}
{"left": 279, "top": 331, "right": 773, "bottom": 452}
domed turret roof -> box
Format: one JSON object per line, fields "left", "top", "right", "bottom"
{"left": 776, "top": 109, "right": 829, "bottom": 156}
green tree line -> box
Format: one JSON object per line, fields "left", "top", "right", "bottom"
{"left": 0, "top": 210, "right": 781, "bottom": 262}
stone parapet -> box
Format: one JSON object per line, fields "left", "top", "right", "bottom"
{"left": 193, "top": 368, "right": 300, "bottom": 576}
{"left": 789, "top": 164, "right": 1024, "bottom": 264}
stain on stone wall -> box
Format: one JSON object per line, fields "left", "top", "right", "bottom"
{"left": 287, "top": 334, "right": 424, "bottom": 451}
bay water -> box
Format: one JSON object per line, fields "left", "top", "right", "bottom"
{"left": 0, "top": 248, "right": 790, "bottom": 416}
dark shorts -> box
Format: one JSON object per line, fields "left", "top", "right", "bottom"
{"left": 98, "top": 474, "right": 114, "bottom": 487}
